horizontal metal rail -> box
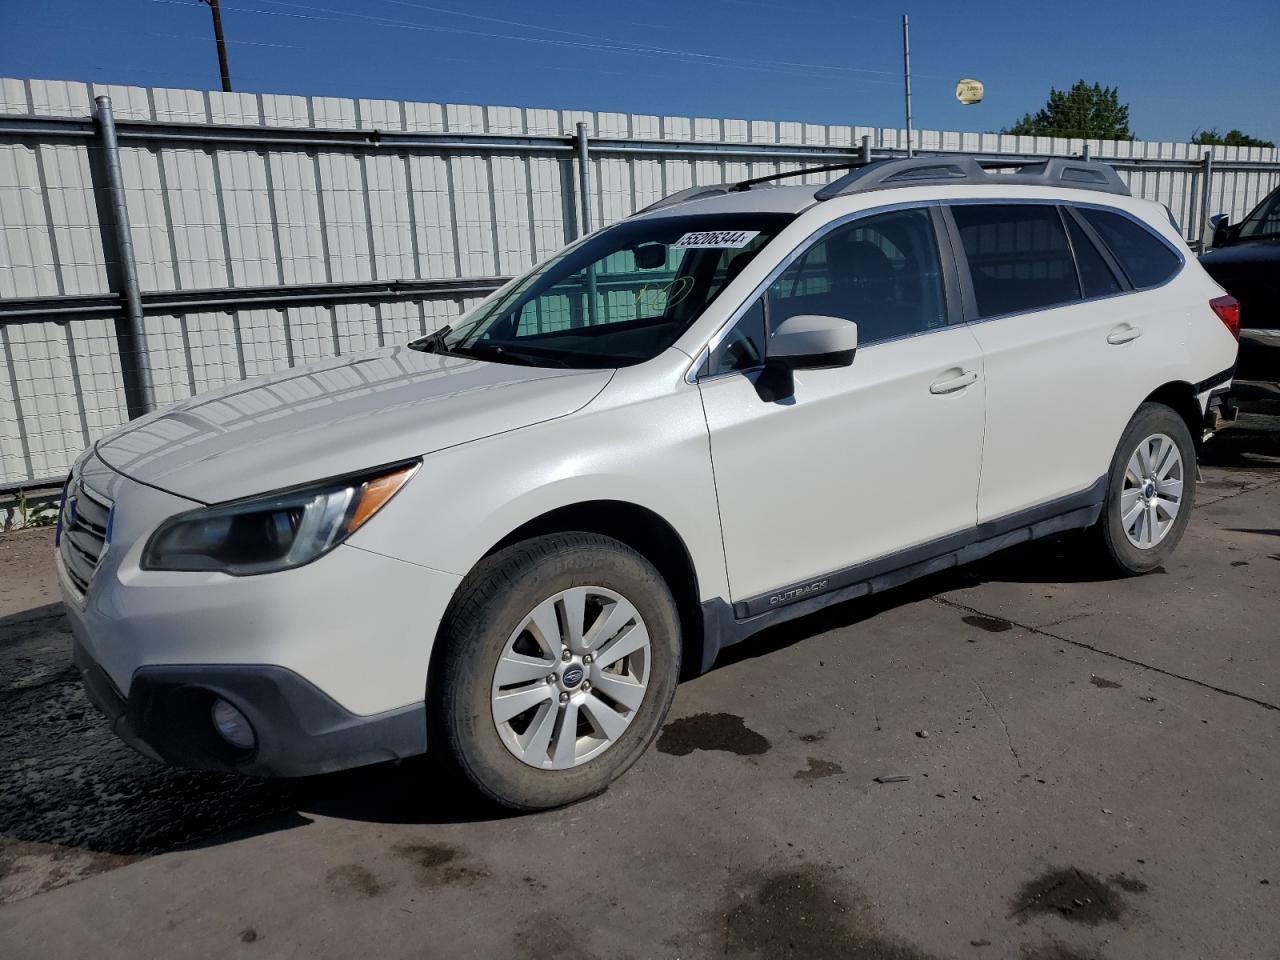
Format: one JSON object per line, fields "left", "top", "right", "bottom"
{"left": 3, "top": 113, "right": 1278, "bottom": 172}
{"left": 0, "top": 271, "right": 695, "bottom": 324}
{"left": 0, "top": 277, "right": 510, "bottom": 324}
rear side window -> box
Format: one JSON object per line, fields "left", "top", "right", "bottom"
{"left": 1078, "top": 208, "right": 1181, "bottom": 288}
{"left": 951, "top": 205, "right": 1080, "bottom": 318}
{"left": 1063, "top": 213, "right": 1123, "bottom": 298}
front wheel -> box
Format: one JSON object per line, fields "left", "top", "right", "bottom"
{"left": 1089, "top": 402, "right": 1197, "bottom": 574}
{"left": 430, "top": 532, "right": 681, "bottom": 810}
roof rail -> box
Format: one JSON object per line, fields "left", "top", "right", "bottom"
{"left": 814, "top": 155, "right": 1129, "bottom": 200}
{"left": 635, "top": 160, "right": 868, "bottom": 214}
{"left": 634, "top": 184, "right": 734, "bottom": 215}
{"left": 634, "top": 154, "right": 1130, "bottom": 215}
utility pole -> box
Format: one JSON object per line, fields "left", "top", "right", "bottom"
{"left": 201, "top": 0, "right": 233, "bottom": 92}
{"left": 902, "top": 14, "right": 913, "bottom": 157}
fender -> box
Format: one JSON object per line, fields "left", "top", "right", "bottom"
{"left": 346, "top": 383, "right": 731, "bottom": 606}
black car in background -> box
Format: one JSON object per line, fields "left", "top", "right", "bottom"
{"left": 1200, "top": 185, "right": 1280, "bottom": 415}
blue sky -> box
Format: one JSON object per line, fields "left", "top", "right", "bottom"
{"left": 3, "top": 0, "right": 1277, "bottom": 143}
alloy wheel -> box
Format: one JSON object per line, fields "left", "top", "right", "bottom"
{"left": 1120, "top": 432, "right": 1184, "bottom": 549}
{"left": 490, "top": 586, "right": 651, "bottom": 769}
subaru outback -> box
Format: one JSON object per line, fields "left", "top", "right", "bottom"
{"left": 58, "top": 156, "right": 1240, "bottom": 809}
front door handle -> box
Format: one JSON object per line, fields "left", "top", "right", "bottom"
{"left": 1107, "top": 325, "right": 1143, "bottom": 345}
{"left": 929, "top": 370, "right": 978, "bottom": 394}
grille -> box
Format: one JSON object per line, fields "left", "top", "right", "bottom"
{"left": 58, "top": 475, "right": 113, "bottom": 597}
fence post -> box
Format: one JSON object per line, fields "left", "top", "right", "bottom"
{"left": 861, "top": 134, "right": 872, "bottom": 164}
{"left": 575, "top": 121, "right": 598, "bottom": 326}
{"left": 575, "top": 121, "right": 594, "bottom": 234}
{"left": 1198, "top": 150, "right": 1215, "bottom": 252}
{"left": 93, "top": 95, "right": 154, "bottom": 417}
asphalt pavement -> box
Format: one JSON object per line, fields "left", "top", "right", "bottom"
{"left": 1, "top": 422, "right": 1277, "bottom": 960}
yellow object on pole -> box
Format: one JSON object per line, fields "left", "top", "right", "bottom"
{"left": 955, "top": 79, "right": 984, "bottom": 105}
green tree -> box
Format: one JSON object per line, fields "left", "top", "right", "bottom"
{"left": 1192, "top": 128, "right": 1275, "bottom": 148}
{"left": 1005, "top": 80, "right": 1132, "bottom": 140}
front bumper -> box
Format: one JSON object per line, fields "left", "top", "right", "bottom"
{"left": 72, "top": 639, "right": 426, "bottom": 776}
{"left": 59, "top": 453, "right": 462, "bottom": 776}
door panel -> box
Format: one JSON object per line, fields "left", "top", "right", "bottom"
{"left": 946, "top": 202, "right": 1165, "bottom": 523}
{"left": 700, "top": 325, "right": 985, "bottom": 603}
{"left": 967, "top": 301, "right": 1134, "bottom": 521}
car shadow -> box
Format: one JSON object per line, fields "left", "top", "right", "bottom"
{"left": 713, "top": 531, "right": 1114, "bottom": 670}
{"left": 0, "top": 607, "right": 516, "bottom": 862}
{"left": 0, "top": 531, "right": 1146, "bottom": 858}
{"left": 1202, "top": 416, "right": 1280, "bottom": 468}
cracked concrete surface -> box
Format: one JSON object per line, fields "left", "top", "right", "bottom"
{"left": 0, "top": 436, "right": 1277, "bottom": 959}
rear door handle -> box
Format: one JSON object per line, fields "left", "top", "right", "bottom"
{"left": 1107, "top": 325, "right": 1143, "bottom": 345}
{"left": 929, "top": 370, "right": 978, "bottom": 394}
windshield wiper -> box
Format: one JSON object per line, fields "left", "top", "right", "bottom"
{"left": 408, "top": 325, "right": 452, "bottom": 353}
{"left": 447, "top": 341, "right": 569, "bottom": 368}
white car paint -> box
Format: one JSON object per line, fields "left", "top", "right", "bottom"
{"left": 58, "top": 175, "right": 1240, "bottom": 761}
{"left": 92, "top": 346, "right": 612, "bottom": 503}
{"left": 699, "top": 322, "right": 986, "bottom": 601}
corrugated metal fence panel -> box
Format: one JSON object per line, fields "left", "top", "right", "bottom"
{"left": 2, "top": 76, "right": 1279, "bottom": 488}
{"left": 0, "top": 140, "right": 59, "bottom": 298}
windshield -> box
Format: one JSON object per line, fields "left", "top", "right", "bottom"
{"left": 1238, "top": 186, "right": 1280, "bottom": 240}
{"left": 429, "top": 212, "right": 794, "bottom": 368}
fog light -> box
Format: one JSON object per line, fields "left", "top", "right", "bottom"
{"left": 211, "top": 698, "right": 256, "bottom": 750}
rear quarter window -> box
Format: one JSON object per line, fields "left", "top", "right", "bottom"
{"left": 1063, "top": 212, "right": 1122, "bottom": 298}
{"left": 1078, "top": 208, "right": 1182, "bottom": 289}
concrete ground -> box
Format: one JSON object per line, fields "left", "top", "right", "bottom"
{"left": 1, "top": 423, "right": 1277, "bottom": 960}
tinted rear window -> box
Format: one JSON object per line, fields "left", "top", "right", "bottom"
{"left": 1064, "top": 213, "right": 1123, "bottom": 298}
{"left": 951, "top": 204, "right": 1080, "bottom": 318}
{"left": 1078, "top": 208, "right": 1181, "bottom": 288}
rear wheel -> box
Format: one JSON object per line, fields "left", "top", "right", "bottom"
{"left": 1090, "top": 402, "right": 1196, "bottom": 574}
{"left": 430, "top": 532, "right": 681, "bottom": 810}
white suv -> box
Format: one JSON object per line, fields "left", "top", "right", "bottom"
{"left": 58, "top": 157, "right": 1240, "bottom": 809}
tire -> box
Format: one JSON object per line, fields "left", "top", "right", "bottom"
{"left": 430, "top": 532, "right": 681, "bottom": 810}
{"left": 1089, "top": 402, "right": 1197, "bottom": 575}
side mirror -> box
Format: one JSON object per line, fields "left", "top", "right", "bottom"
{"left": 755, "top": 314, "right": 858, "bottom": 402}
{"left": 1209, "top": 214, "right": 1232, "bottom": 250}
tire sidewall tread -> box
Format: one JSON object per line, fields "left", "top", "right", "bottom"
{"left": 1096, "top": 402, "right": 1197, "bottom": 574}
{"left": 430, "top": 532, "right": 681, "bottom": 811}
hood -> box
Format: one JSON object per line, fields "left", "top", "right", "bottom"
{"left": 95, "top": 346, "right": 612, "bottom": 503}
{"left": 1200, "top": 237, "right": 1280, "bottom": 268}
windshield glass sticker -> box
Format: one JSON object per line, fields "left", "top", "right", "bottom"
{"left": 672, "top": 230, "right": 760, "bottom": 249}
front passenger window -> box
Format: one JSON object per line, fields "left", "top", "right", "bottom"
{"left": 766, "top": 208, "right": 947, "bottom": 346}
{"left": 704, "top": 207, "right": 947, "bottom": 377}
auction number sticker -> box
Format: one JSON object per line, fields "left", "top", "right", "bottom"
{"left": 672, "top": 230, "right": 760, "bottom": 249}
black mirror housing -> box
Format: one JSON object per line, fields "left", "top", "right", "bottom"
{"left": 1209, "top": 214, "right": 1233, "bottom": 249}
{"left": 632, "top": 243, "right": 667, "bottom": 270}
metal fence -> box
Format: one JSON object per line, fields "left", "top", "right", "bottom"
{"left": 2, "top": 76, "right": 1279, "bottom": 490}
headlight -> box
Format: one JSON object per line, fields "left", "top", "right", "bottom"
{"left": 142, "top": 461, "right": 418, "bottom": 575}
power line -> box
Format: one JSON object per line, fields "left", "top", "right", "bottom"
{"left": 199, "top": 0, "right": 902, "bottom": 86}
{"left": 370, "top": 0, "right": 903, "bottom": 76}
{"left": 44, "top": 23, "right": 302, "bottom": 49}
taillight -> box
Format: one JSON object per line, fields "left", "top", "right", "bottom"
{"left": 1209, "top": 295, "right": 1241, "bottom": 340}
